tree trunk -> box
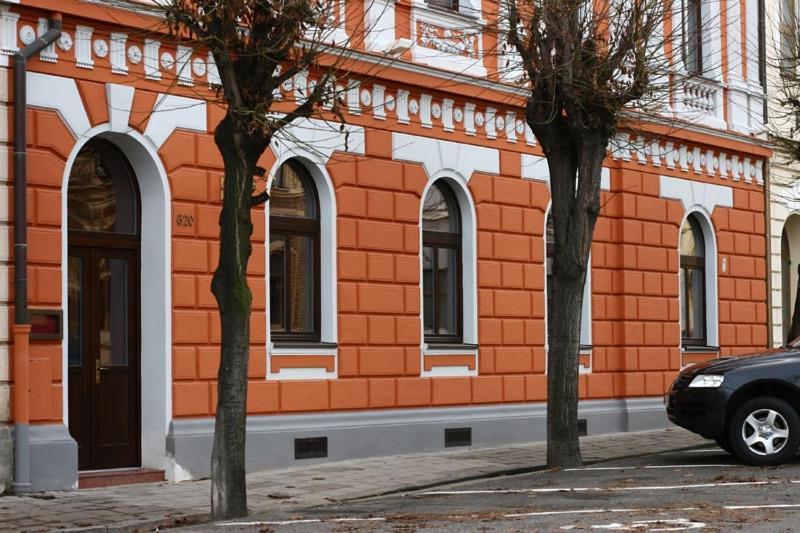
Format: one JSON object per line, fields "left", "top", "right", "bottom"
{"left": 547, "top": 270, "right": 585, "bottom": 468}
{"left": 541, "top": 130, "right": 606, "bottom": 470}
{"left": 788, "top": 263, "right": 800, "bottom": 344}
{"left": 210, "top": 115, "right": 262, "bottom": 521}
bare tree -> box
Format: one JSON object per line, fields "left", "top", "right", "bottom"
{"left": 158, "top": 0, "right": 350, "bottom": 520}
{"left": 504, "top": 0, "right": 668, "bottom": 468}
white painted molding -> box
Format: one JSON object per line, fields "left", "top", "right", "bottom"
{"left": 270, "top": 117, "right": 365, "bottom": 164}
{"left": 659, "top": 175, "right": 733, "bottom": 213}
{"left": 27, "top": 72, "right": 90, "bottom": 138}
{"left": 393, "top": 132, "right": 498, "bottom": 181}
{"left": 522, "top": 154, "right": 610, "bottom": 191}
{"left": 144, "top": 93, "right": 207, "bottom": 149}
{"left": 106, "top": 83, "right": 135, "bottom": 133}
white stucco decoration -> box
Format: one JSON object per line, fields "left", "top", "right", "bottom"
{"left": 270, "top": 117, "right": 365, "bottom": 163}
{"left": 26, "top": 72, "right": 91, "bottom": 138}
{"left": 392, "top": 132, "right": 499, "bottom": 181}
{"left": 106, "top": 83, "right": 135, "bottom": 133}
{"left": 659, "top": 174, "right": 733, "bottom": 213}
{"left": 144, "top": 93, "right": 207, "bottom": 149}
{"left": 521, "top": 153, "right": 611, "bottom": 191}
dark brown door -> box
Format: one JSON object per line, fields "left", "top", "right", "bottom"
{"left": 68, "top": 242, "right": 140, "bottom": 470}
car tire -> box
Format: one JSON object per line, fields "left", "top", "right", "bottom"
{"left": 715, "top": 435, "right": 734, "bottom": 455}
{"left": 728, "top": 396, "right": 800, "bottom": 466}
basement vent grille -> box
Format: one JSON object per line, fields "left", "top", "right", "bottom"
{"left": 444, "top": 427, "right": 472, "bottom": 448}
{"left": 578, "top": 419, "right": 588, "bottom": 437}
{"left": 294, "top": 437, "right": 328, "bottom": 459}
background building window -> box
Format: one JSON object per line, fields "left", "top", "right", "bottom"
{"left": 427, "top": 0, "right": 458, "bottom": 11}
{"left": 680, "top": 214, "right": 706, "bottom": 346}
{"left": 269, "top": 160, "right": 320, "bottom": 341}
{"left": 422, "top": 180, "right": 462, "bottom": 343}
{"left": 684, "top": 0, "right": 703, "bottom": 75}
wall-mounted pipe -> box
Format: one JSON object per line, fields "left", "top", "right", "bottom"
{"left": 12, "top": 13, "right": 62, "bottom": 494}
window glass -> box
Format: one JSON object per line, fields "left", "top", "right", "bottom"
{"left": 423, "top": 182, "right": 459, "bottom": 233}
{"left": 427, "top": 0, "right": 458, "bottom": 10}
{"left": 68, "top": 140, "right": 138, "bottom": 234}
{"left": 684, "top": 0, "right": 703, "bottom": 74}
{"left": 422, "top": 180, "right": 462, "bottom": 342}
{"left": 680, "top": 214, "right": 707, "bottom": 345}
{"left": 270, "top": 162, "right": 317, "bottom": 219}
{"left": 269, "top": 160, "right": 320, "bottom": 340}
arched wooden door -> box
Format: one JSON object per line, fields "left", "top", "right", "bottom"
{"left": 67, "top": 139, "right": 141, "bottom": 470}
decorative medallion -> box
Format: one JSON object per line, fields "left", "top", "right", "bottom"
{"left": 737, "top": 162, "right": 744, "bottom": 174}
{"left": 282, "top": 78, "right": 295, "bottom": 92}
{"left": 409, "top": 98, "right": 419, "bottom": 115}
{"left": 160, "top": 51, "right": 175, "bottom": 70}
{"left": 713, "top": 157, "right": 720, "bottom": 170}
{"left": 475, "top": 111, "right": 485, "bottom": 127}
{"left": 700, "top": 154, "right": 706, "bottom": 166}
{"left": 127, "top": 45, "right": 143, "bottom": 64}
{"left": 726, "top": 160, "right": 733, "bottom": 172}
{"left": 385, "top": 94, "right": 396, "bottom": 112}
{"left": 335, "top": 84, "right": 345, "bottom": 102}
{"left": 19, "top": 25, "right": 36, "bottom": 46}
{"left": 93, "top": 39, "right": 109, "bottom": 58}
{"left": 192, "top": 57, "right": 206, "bottom": 77}
{"left": 57, "top": 32, "right": 73, "bottom": 52}
{"left": 431, "top": 102, "right": 441, "bottom": 119}
{"left": 360, "top": 89, "right": 371, "bottom": 106}
{"left": 686, "top": 152, "right": 693, "bottom": 164}
{"left": 516, "top": 120, "right": 525, "bottom": 134}
{"left": 495, "top": 115, "right": 505, "bottom": 130}
{"left": 453, "top": 107, "right": 463, "bottom": 123}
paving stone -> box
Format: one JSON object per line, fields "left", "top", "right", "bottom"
{"left": 0, "top": 428, "right": 705, "bottom": 531}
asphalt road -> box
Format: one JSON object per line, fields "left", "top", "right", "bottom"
{"left": 204, "top": 444, "right": 800, "bottom": 531}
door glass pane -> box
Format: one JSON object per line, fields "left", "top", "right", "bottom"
{"left": 68, "top": 141, "right": 138, "bottom": 234}
{"left": 287, "top": 235, "right": 314, "bottom": 333}
{"left": 422, "top": 246, "right": 434, "bottom": 335}
{"left": 269, "top": 235, "right": 286, "bottom": 332}
{"left": 68, "top": 256, "right": 82, "bottom": 366}
{"left": 437, "top": 248, "right": 458, "bottom": 336}
{"left": 98, "top": 258, "right": 129, "bottom": 366}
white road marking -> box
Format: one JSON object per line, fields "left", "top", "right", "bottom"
{"left": 590, "top": 518, "right": 706, "bottom": 531}
{"left": 507, "top": 507, "right": 700, "bottom": 518}
{"left": 218, "top": 517, "right": 386, "bottom": 526}
{"left": 420, "top": 479, "right": 788, "bottom": 496}
{"left": 724, "top": 503, "right": 800, "bottom": 510}
{"left": 564, "top": 464, "right": 738, "bottom": 472}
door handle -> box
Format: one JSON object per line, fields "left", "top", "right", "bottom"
{"left": 95, "top": 359, "right": 100, "bottom": 384}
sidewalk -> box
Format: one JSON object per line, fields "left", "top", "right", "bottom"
{"left": 0, "top": 427, "right": 707, "bottom": 532}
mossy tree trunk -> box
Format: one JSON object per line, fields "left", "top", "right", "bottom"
{"left": 209, "top": 114, "right": 268, "bottom": 521}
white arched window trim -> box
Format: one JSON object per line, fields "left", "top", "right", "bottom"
{"left": 265, "top": 154, "right": 338, "bottom": 380}
{"left": 419, "top": 171, "right": 479, "bottom": 377}
{"left": 679, "top": 207, "right": 720, "bottom": 350}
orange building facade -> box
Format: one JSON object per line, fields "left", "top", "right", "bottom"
{"left": 0, "top": 0, "right": 772, "bottom": 491}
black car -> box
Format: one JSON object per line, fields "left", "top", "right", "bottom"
{"left": 667, "top": 346, "right": 800, "bottom": 466}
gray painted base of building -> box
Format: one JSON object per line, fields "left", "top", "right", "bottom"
{"left": 0, "top": 424, "right": 12, "bottom": 493}
{"left": 12, "top": 424, "right": 78, "bottom": 492}
{"left": 167, "top": 397, "right": 670, "bottom": 480}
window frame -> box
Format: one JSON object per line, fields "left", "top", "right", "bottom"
{"left": 680, "top": 215, "right": 707, "bottom": 348}
{"left": 269, "top": 161, "right": 322, "bottom": 343}
{"left": 422, "top": 180, "right": 463, "bottom": 344}
{"left": 683, "top": 0, "right": 704, "bottom": 75}
{"left": 426, "top": 0, "right": 459, "bottom": 11}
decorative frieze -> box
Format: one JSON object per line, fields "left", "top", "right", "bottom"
{"left": 417, "top": 21, "right": 478, "bottom": 58}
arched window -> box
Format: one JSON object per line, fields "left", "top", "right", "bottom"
{"left": 269, "top": 160, "right": 320, "bottom": 341}
{"left": 545, "top": 213, "right": 591, "bottom": 350}
{"left": 680, "top": 214, "right": 706, "bottom": 346}
{"left": 422, "top": 180, "right": 462, "bottom": 343}
{"left": 68, "top": 140, "right": 139, "bottom": 235}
